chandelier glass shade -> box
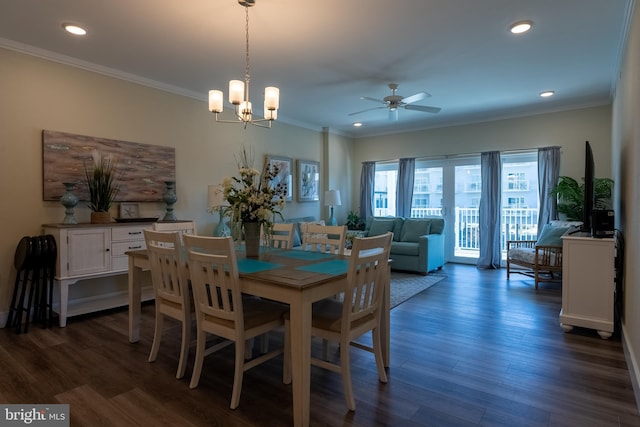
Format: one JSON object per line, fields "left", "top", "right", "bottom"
{"left": 208, "top": 0, "right": 279, "bottom": 129}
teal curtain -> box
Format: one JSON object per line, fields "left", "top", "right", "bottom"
{"left": 359, "top": 161, "right": 375, "bottom": 221}
{"left": 537, "top": 146, "right": 561, "bottom": 238}
{"left": 477, "top": 151, "right": 501, "bottom": 269}
{"left": 396, "top": 158, "right": 415, "bottom": 218}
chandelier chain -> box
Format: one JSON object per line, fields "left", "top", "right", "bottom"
{"left": 244, "top": 5, "right": 250, "bottom": 97}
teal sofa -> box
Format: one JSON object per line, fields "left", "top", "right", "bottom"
{"left": 364, "top": 216, "right": 445, "bottom": 275}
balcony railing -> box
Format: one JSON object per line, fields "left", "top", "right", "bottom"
{"left": 410, "top": 207, "right": 538, "bottom": 255}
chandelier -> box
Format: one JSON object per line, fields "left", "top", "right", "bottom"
{"left": 208, "top": 0, "right": 279, "bottom": 129}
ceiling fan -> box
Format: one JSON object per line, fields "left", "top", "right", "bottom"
{"left": 349, "top": 83, "right": 441, "bottom": 121}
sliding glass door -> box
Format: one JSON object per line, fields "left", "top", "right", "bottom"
{"left": 373, "top": 152, "right": 538, "bottom": 265}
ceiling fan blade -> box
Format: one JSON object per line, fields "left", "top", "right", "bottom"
{"left": 401, "top": 92, "right": 428, "bottom": 105}
{"left": 404, "top": 104, "right": 442, "bottom": 114}
{"left": 348, "top": 106, "right": 386, "bottom": 116}
{"left": 361, "top": 96, "right": 387, "bottom": 105}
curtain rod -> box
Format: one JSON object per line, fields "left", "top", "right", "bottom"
{"left": 369, "top": 146, "right": 561, "bottom": 164}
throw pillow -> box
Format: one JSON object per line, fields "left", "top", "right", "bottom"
{"left": 536, "top": 224, "right": 570, "bottom": 246}
{"left": 400, "top": 219, "right": 431, "bottom": 242}
{"left": 368, "top": 219, "right": 396, "bottom": 237}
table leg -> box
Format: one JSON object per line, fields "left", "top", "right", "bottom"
{"left": 381, "top": 269, "right": 390, "bottom": 367}
{"left": 128, "top": 256, "right": 143, "bottom": 343}
{"left": 289, "top": 296, "right": 312, "bottom": 427}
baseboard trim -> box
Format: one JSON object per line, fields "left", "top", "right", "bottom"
{"left": 622, "top": 322, "right": 640, "bottom": 413}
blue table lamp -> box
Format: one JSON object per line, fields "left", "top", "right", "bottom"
{"left": 325, "top": 189, "right": 342, "bottom": 226}
{"left": 208, "top": 185, "right": 231, "bottom": 237}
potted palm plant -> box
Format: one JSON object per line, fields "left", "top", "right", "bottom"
{"left": 550, "top": 176, "right": 614, "bottom": 221}
{"left": 85, "top": 150, "right": 119, "bottom": 223}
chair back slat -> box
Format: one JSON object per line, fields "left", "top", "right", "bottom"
{"left": 144, "top": 229, "right": 189, "bottom": 306}
{"left": 270, "top": 223, "right": 295, "bottom": 249}
{"left": 184, "top": 235, "right": 242, "bottom": 326}
{"left": 153, "top": 221, "right": 197, "bottom": 244}
{"left": 303, "top": 224, "right": 346, "bottom": 255}
{"left": 344, "top": 232, "right": 392, "bottom": 325}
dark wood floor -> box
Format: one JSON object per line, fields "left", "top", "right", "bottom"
{"left": 1, "top": 263, "right": 639, "bottom": 426}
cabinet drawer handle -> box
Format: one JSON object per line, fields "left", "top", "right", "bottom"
{"left": 129, "top": 231, "right": 142, "bottom": 235}
{"left": 128, "top": 245, "right": 143, "bottom": 250}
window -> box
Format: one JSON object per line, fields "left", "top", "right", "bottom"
{"left": 462, "top": 166, "right": 481, "bottom": 192}
{"left": 501, "top": 153, "right": 539, "bottom": 249}
{"left": 411, "top": 164, "right": 443, "bottom": 217}
{"left": 374, "top": 163, "right": 398, "bottom": 217}
{"left": 506, "top": 171, "right": 528, "bottom": 191}
{"left": 506, "top": 197, "right": 526, "bottom": 208}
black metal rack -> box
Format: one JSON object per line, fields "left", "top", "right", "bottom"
{"left": 7, "top": 235, "right": 56, "bottom": 333}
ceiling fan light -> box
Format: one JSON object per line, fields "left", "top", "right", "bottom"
{"left": 540, "top": 90, "right": 555, "bottom": 97}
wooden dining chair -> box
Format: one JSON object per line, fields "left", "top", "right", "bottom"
{"left": 270, "top": 223, "right": 295, "bottom": 249}
{"left": 143, "top": 229, "right": 192, "bottom": 379}
{"left": 153, "top": 220, "right": 197, "bottom": 242}
{"left": 284, "top": 232, "right": 393, "bottom": 411}
{"left": 302, "top": 224, "right": 346, "bottom": 255}
{"left": 183, "top": 234, "right": 287, "bottom": 409}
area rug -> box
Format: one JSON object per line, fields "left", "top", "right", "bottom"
{"left": 389, "top": 272, "right": 447, "bottom": 309}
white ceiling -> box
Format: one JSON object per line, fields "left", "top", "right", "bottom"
{"left": 0, "top": 0, "right": 632, "bottom": 138}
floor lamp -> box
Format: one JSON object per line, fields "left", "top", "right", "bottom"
{"left": 325, "top": 189, "right": 342, "bottom": 226}
{"left": 208, "top": 185, "right": 230, "bottom": 237}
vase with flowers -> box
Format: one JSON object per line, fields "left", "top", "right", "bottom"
{"left": 221, "top": 147, "right": 287, "bottom": 256}
{"left": 84, "top": 150, "right": 120, "bottom": 224}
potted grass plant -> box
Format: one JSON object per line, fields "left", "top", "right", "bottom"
{"left": 84, "top": 150, "right": 120, "bottom": 223}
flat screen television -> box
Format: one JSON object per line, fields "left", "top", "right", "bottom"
{"left": 583, "top": 141, "right": 595, "bottom": 235}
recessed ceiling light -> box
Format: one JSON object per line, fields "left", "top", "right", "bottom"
{"left": 510, "top": 20, "right": 532, "bottom": 34}
{"left": 540, "top": 91, "right": 555, "bottom": 98}
{"left": 353, "top": 122, "right": 363, "bottom": 127}
{"left": 63, "top": 23, "right": 87, "bottom": 36}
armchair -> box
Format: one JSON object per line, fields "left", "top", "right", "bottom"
{"left": 507, "top": 240, "right": 563, "bottom": 290}
{"left": 506, "top": 221, "right": 580, "bottom": 289}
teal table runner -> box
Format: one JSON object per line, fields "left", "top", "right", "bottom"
{"left": 278, "top": 251, "right": 335, "bottom": 261}
{"left": 237, "top": 258, "right": 282, "bottom": 274}
{"left": 296, "top": 259, "right": 349, "bottom": 275}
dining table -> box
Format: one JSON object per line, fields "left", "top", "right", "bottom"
{"left": 126, "top": 246, "right": 390, "bottom": 427}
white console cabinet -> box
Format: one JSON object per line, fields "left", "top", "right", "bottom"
{"left": 43, "top": 222, "right": 155, "bottom": 327}
{"left": 559, "top": 233, "right": 615, "bottom": 339}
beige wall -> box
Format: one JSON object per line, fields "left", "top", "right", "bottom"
{"left": 322, "top": 128, "right": 354, "bottom": 224}
{"left": 613, "top": 0, "right": 640, "bottom": 401}
{"left": 0, "top": 48, "right": 342, "bottom": 317}
{"left": 350, "top": 105, "right": 613, "bottom": 212}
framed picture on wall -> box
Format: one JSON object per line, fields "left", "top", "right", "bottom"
{"left": 297, "top": 159, "right": 319, "bottom": 202}
{"left": 265, "top": 155, "right": 293, "bottom": 202}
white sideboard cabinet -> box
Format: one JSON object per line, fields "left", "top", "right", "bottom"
{"left": 559, "top": 233, "right": 616, "bottom": 339}
{"left": 43, "top": 222, "right": 155, "bottom": 327}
